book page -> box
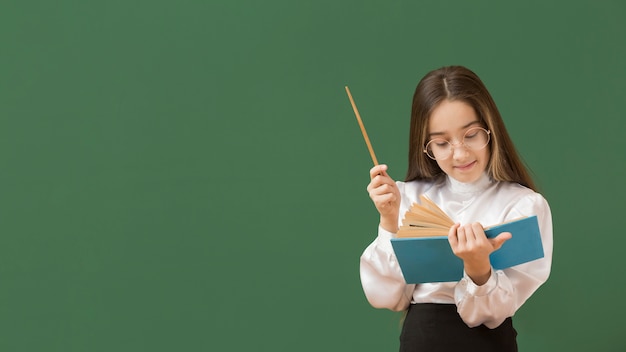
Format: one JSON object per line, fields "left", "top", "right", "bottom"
{"left": 396, "top": 195, "right": 454, "bottom": 238}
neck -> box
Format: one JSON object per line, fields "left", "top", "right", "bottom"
{"left": 447, "top": 173, "right": 491, "bottom": 194}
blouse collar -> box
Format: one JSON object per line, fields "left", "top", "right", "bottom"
{"left": 447, "top": 173, "right": 492, "bottom": 194}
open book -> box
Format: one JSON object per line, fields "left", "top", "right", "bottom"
{"left": 390, "top": 195, "right": 545, "bottom": 284}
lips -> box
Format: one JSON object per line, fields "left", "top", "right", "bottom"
{"left": 454, "top": 161, "right": 476, "bottom": 171}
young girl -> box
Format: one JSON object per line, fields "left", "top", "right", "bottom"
{"left": 360, "top": 65, "right": 553, "bottom": 351}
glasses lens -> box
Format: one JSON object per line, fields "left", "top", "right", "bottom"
{"left": 425, "top": 139, "right": 451, "bottom": 160}
{"left": 463, "top": 127, "right": 490, "bottom": 150}
{"left": 423, "top": 128, "right": 490, "bottom": 160}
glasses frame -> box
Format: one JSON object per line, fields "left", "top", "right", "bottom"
{"left": 423, "top": 127, "right": 491, "bottom": 160}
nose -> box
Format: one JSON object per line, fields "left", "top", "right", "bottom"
{"left": 451, "top": 142, "right": 470, "bottom": 160}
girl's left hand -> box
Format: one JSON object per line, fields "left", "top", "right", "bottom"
{"left": 448, "top": 223, "right": 512, "bottom": 285}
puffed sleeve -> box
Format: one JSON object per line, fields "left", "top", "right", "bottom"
{"left": 454, "top": 192, "right": 553, "bottom": 328}
{"left": 360, "top": 225, "right": 415, "bottom": 311}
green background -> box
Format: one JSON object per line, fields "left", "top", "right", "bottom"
{"left": 1, "top": 0, "right": 624, "bottom": 351}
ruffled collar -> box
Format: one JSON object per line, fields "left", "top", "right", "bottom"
{"left": 446, "top": 173, "right": 492, "bottom": 194}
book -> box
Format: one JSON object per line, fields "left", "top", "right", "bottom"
{"left": 390, "top": 195, "right": 545, "bottom": 284}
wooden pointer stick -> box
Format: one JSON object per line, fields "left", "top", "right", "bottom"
{"left": 345, "top": 86, "right": 379, "bottom": 166}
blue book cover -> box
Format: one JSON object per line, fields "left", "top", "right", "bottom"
{"left": 390, "top": 215, "right": 544, "bottom": 284}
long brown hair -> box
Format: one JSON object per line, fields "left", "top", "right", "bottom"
{"left": 405, "top": 66, "right": 536, "bottom": 191}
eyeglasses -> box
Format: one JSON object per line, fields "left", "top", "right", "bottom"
{"left": 423, "top": 127, "right": 491, "bottom": 160}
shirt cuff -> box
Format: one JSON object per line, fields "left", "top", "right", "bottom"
{"left": 460, "top": 268, "right": 499, "bottom": 296}
{"left": 375, "top": 225, "right": 396, "bottom": 253}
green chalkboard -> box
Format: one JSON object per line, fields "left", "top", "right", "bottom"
{"left": 1, "top": 1, "right": 624, "bottom": 351}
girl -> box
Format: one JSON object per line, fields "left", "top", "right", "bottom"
{"left": 360, "top": 65, "right": 553, "bottom": 351}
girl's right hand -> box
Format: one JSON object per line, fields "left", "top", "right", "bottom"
{"left": 366, "top": 164, "right": 400, "bottom": 233}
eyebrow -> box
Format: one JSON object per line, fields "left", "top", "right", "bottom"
{"left": 428, "top": 120, "right": 482, "bottom": 137}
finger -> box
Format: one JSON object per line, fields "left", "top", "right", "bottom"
{"left": 368, "top": 174, "right": 397, "bottom": 197}
{"left": 470, "top": 222, "right": 486, "bottom": 241}
{"left": 373, "top": 193, "right": 396, "bottom": 207}
{"left": 369, "top": 164, "right": 388, "bottom": 179}
{"left": 470, "top": 222, "right": 484, "bottom": 234}
{"left": 368, "top": 181, "right": 397, "bottom": 199}
{"left": 448, "top": 223, "right": 460, "bottom": 247}
{"left": 366, "top": 175, "right": 386, "bottom": 192}
{"left": 456, "top": 225, "right": 467, "bottom": 244}
{"left": 368, "top": 180, "right": 395, "bottom": 198}
{"left": 489, "top": 232, "right": 513, "bottom": 251}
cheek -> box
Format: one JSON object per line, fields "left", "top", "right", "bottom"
{"left": 479, "top": 147, "right": 491, "bottom": 168}
{"left": 435, "top": 159, "right": 452, "bottom": 173}
{"left": 484, "top": 146, "right": 492, "bottom": 162}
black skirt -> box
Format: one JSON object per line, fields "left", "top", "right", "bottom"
{"left": 400, "top": 303, "right": 518, "bottom": 352}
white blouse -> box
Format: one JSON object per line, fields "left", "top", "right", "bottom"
{"left": 359, "top": 173, "right": 553, "bottom": 329}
